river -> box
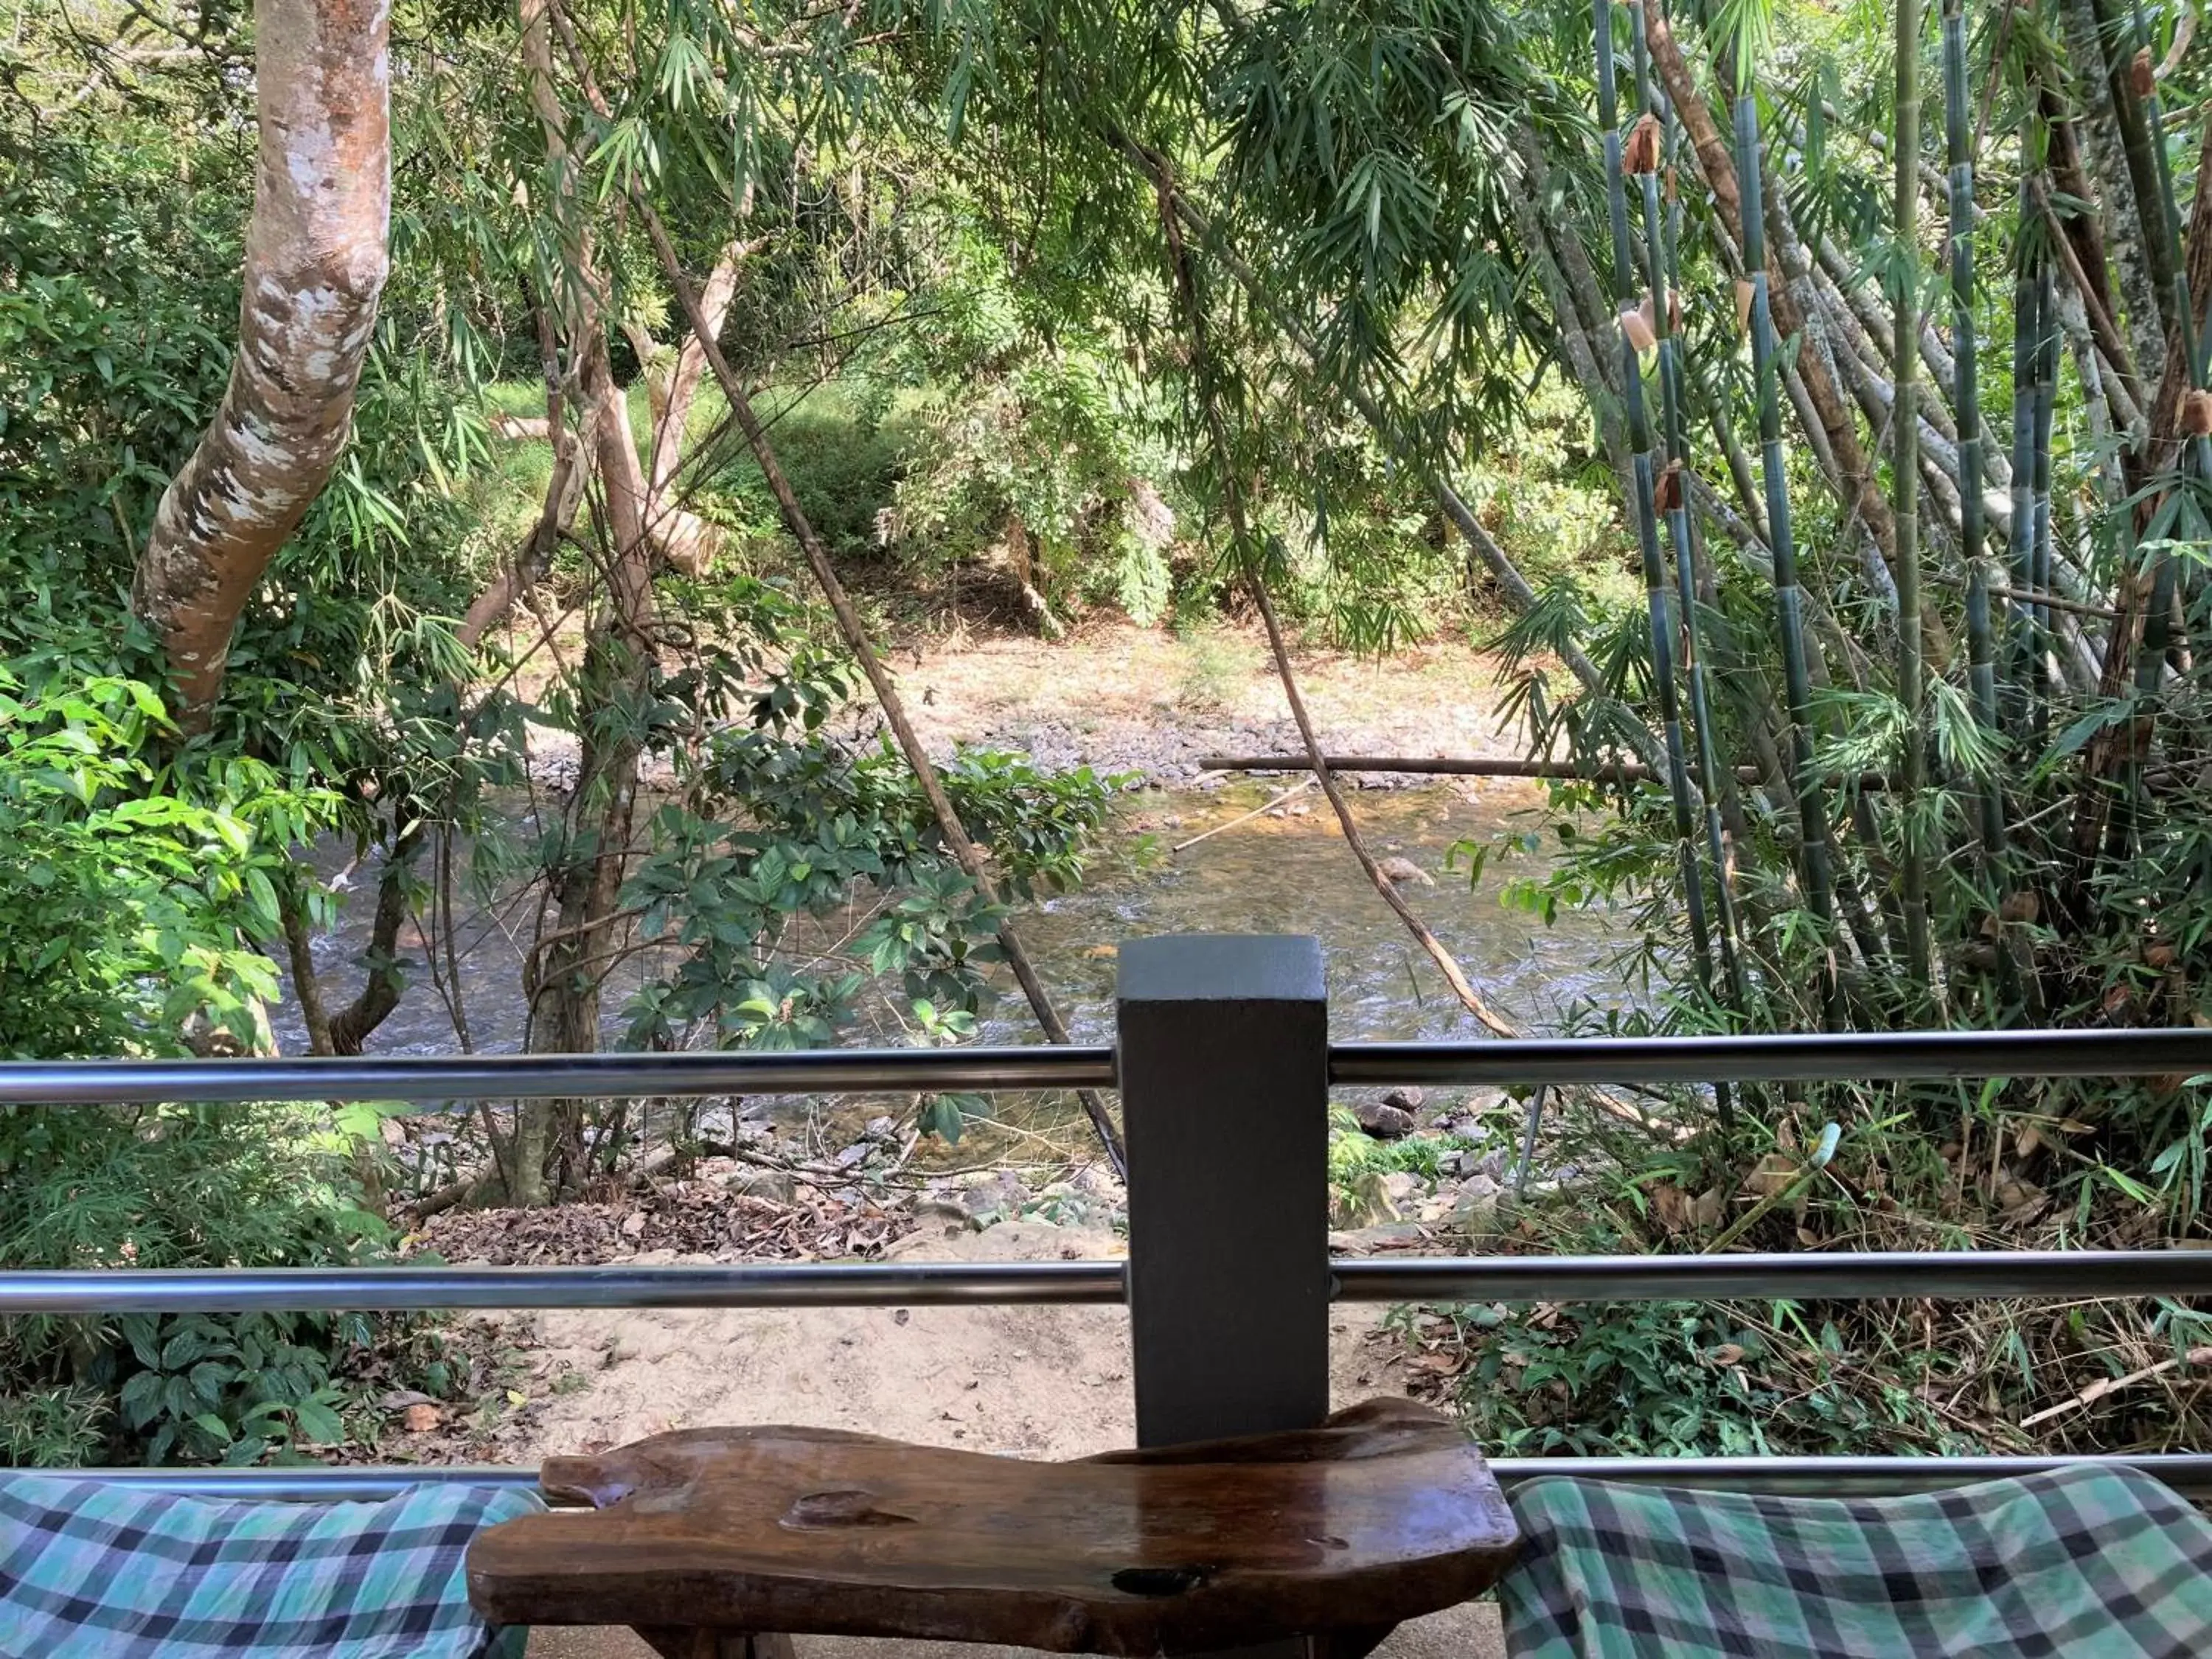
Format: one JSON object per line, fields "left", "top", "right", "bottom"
{"left": 273, "top": 779, "right": 1626, "bottom": 1159}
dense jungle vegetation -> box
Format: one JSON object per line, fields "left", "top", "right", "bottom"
{"left": 5, "top": 0, "right": 2212, "bottom": 1472}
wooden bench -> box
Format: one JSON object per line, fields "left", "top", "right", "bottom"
{"left": 466, "top": 1398, "right": 1518, "bottom": 1659}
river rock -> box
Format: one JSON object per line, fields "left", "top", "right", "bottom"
{"left": 1450, "top": 1147, "right": 1506, "bottom": 1182}
{"left": 1352, "top": 1099, "right": 1416, "bottom": 1139}
{"left": 1382, "top": 1086, "right": 1425, "bottom": 1112}
{"left": 1448, "top": 1173, "right": 1503, "bottom": 1231}
{"left": 956, "top": 1169, "right": 1030, "bottom": 1222}
{"left": 1329, "top": 1221, "right": 1430, "bottom": 1253}
{"left": 1377, "top": 855, "right": 1434, "bottom": 887}
{"left": 720, "top": 1166, "right": 796, "bottom": 1204}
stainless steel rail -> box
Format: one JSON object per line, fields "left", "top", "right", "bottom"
{"left": 12, "top": 1028, "right": 2211, "bottom": 1106}
{"left": 1331, "top": 1028, "right": 2212, "bottom": 1085}
{"left": 34, "top": 1454, "right": 2212, "bottom": 1503}
{"left": 7, "top": 1250, "right": 2211, "bottom": 1312}
{"left": 0, "top": 1046, "right": 1117, "bottom": 1105}
{"left": 16, "top": 995, "right": 2212, "bottom": 1509}
{"left": 0, "top": 1262, "right": 1127, "bottom": 1312}
{"left": 1333, "top": 1250, "right": 2212, "bottom": 1303}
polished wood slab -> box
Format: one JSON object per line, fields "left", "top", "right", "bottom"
{"left": 467, "top": 1398, "right": 1517, "bottom": 1655}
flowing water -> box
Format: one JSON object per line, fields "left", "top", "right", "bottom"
{"left": 981, "top": 782, "right": 1625, "bottom": 1046}
{"left": 274, "top": 780, "right": 1628, "bottom": 1152}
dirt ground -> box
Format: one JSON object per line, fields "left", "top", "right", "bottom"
{"left": 520, "top": 1219, "right": 1400, "bottom": 1457}
{"left": 513, "top": 1218, "right": 1507, "bottom": 1659}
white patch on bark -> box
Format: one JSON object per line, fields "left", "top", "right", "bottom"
{"left": 132, "top": 0, "right": 392, "bottom": 715}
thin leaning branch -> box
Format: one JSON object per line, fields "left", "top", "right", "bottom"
{"left": 1150, "top": 156, "right": 1517, "bottom": 1040}
{"left": 543, "top": 0, "right": 1124, "bottom": 1176}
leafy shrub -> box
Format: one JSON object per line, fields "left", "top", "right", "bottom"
{"left": 717, "top": 385, "right": 905, "bottom": 560}
{"left": 1429, "top": 1297, "right": 1966, "bottom": 1460}
{"left": 0, "top": 672, "right": 398, "bottom": 1466}
{"left": 619, "top": 588, "right": 1118, "bottom": 1137}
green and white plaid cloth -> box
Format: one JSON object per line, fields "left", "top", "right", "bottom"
{"left": 1499, "top": 1466, "right": 2212, "bottom": 1658}
{"left": 0, "top": 1475, "right": 543, "bottom": 1658}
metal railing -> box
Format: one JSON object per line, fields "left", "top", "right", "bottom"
{"left": 8, "top": 933, "right": 2212, "bottom": 1500}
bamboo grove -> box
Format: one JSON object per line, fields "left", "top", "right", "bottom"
{"left": 1545, "top": 0, "right": 2212, "bottom": 1056}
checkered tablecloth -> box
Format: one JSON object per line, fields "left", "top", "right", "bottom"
{"left": 0, "top": 1475, "right": 542, "bottom": 1657}
{"left": 1499, "top": 1465, "right": 2212, "bottom": 1658}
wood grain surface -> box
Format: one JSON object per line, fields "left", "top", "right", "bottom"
{"left": 467, "top": 1398, "right": 1518, "bottom": 1654}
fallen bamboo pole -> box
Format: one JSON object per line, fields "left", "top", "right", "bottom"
{"left": 651, "top": 236, "right": 1127, "bottom": 1174}
{"left": 1197, "top": 755, "right": 1893, "bottom": 790}
{"left": 1171, "top": 778, "right": 1315, "bottom": 852}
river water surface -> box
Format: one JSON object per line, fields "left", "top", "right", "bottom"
{"left": 275, "top": 780, "right": 1627, "bottom": 1155}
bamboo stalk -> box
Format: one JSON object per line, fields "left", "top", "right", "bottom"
{"left": 2031, "top": 260, "right": 2060, "bottom": 751}
{"left": 1599, "top": 0, "right": 1718, "bottom": 1004}
{"left": 2005, "top": 196, "right": 2042, "bottom": 748}
{"left": 1630, "top": 0, "right": 1748, "bottom": 1102}
{"left": 644, "top": 230, "right": 1127, "bottom": 1172}
{"left": 1944, "top": 0, "right": 2010, "bottom": 893}
{"left": 1735, "top": 86, "right": 1838, "bottom": 1017}
{"left": 1893, "top": 0, "right": 1931, "bottom": 991}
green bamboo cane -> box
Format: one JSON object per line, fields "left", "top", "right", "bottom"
{"left": 1629, "top": 0, "right": 1744, "bottom": 1132}
{"left": 2003, "top": 180, "right": 2040, "bottom": 751}
{"left": 1945, "top": 0, "right": 2004, "bottom": 867}
{"left": 2031, "top": 259, "right": 2059, "bottom": 751}
{"left": 2129, "top": 0, "right": 2195, "bottom": 372}
{"left": 1597, "top": 0, "right": 1718, "bottom": 1001}
{"left": 1893, "top": 0, "right": 1931, "bottom": 991}
{"left": 1944, "top": 0, "right": 2016, "bottom": 1013}
{"left": 1654, "top": 60, "right": 1750, "bottom": 1018}
{"left": 2124, "top": 0, "right": 2210, "bottom": 653}
{"left": 1735, "top": 86, "right": 1838, "bottom": 1018}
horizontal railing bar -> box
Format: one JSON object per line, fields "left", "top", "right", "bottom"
{"left": 11, "top": 1029, "right": 2212, "bottom": 1108}
{"left": 0, "top": 1046, "right": 1116, "bottom": 1107}
{"left": 9, "top": 1251, "right": 2212, "bottom": 1314}
{"left": 1332, "top": 1028, "right": 2212, "bottom": 1085}
{"left": 17, "top": 1454, "right": 2212, "bottom": 1503}
{"left": 0, "top": 1262, "right": 1127, "bottom": 1313}
{"left": 1488, "top": 1454, "right": 2212, "bottom": 1499}
{"left": 1332, "top": 1251, "right": 2212, "bottom": 1302}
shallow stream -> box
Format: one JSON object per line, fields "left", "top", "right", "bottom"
{"left": 274, "top": 780, "right": 1627, "bottom": 1153}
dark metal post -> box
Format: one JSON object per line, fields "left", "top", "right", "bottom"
{"left": 1118, "top": 934, "right": 1331, "bottom": 1447}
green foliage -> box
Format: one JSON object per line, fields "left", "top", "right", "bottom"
{"left": 0, "top": 672, "right": 397, "bottom": 1466}
{"left": 718, "top": 384, "right": 905, "bottom": 561}
{"left": 0, "top": 1091, "right": 392, "bottom": 1466}
{"left": 0, "top": 104, "right": 240, "bottom": 645}
{"left": 619, "top": 577, "right": 1116, "bottom": 1078}
{"left": 0, "top": 672, "right": 337, "bottom": 1057}
{"left": 1438, "top": 1297, "right": 1969, "bottom": 1458}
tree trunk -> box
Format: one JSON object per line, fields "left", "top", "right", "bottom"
{"left": 131, "top": 0, "right": 391, "bottom": 719}
{"left": 510, "top": 0, "right": 658, "bottom": 1205}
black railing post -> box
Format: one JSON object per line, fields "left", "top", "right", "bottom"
{"left": 1117, "top": 934, "right": 1331, "bottom": 1447}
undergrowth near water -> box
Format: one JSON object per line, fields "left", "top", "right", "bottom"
{"left": 1405, "top": 1071, "right": 2212, "bottom": 1461}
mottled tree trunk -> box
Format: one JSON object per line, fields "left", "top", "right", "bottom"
{"left": 131, "top": 0, "right": 391, "bottom": 717}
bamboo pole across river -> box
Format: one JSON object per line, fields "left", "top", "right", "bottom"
{"left": 1197, "top": 756, "right": 1891, "bottom": 789}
